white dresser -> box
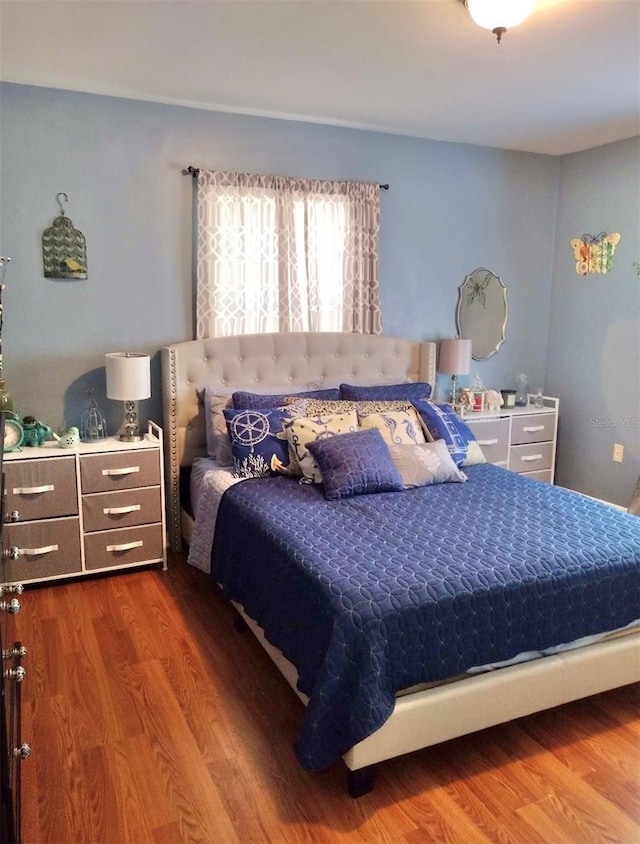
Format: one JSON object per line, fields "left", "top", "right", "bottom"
{"left": 3, "top": 422, "right": 167, "bottom": 585}
{"left": 464, "top": 396, "right": 559, "bottom": 483}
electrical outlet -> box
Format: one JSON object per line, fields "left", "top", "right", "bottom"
{"left": 613, "top": 443, "right": 624, "bottom": 463}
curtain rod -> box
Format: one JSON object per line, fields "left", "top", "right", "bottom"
{"left": 182, "top": 166, "right": 389, "bottom": 190}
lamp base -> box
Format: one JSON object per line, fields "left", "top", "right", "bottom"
{"left": 450, "top": 374, "right": 459, "bottom": 405}
{"left": 118, "top": 433, "right": 144, "bottom": 442}
{"left": 116, "top": 402, "right": 144, "bottom": 442}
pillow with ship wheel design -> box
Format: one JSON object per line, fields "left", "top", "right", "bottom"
{"left": 223, "top": 406, "right": 300, "bottom": 478}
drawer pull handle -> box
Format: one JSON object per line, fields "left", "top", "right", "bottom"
{"left": 12, "top": 484, "right": 55, "bottom": 495}
{"left": 103, "top": 504, "right": 142, "bottom": 515}
{"left": 521, "top": 454, "right": 543, "bottom": 462}
{"left": 102, "top": 466, "right": 140, "bottom": 477}
{"left": 9, "top": 544, "right": 59, "bottom": 559}
{"left": 522, "top": 425, "right": 545, "bottom": 433}
{"left": 477, "top": 438, "right": 498, "bottom": 446}
{"left": 106, "top": 540, "right": 144, "bottom": 553}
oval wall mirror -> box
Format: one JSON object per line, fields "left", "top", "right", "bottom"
{"left": 455, "top": 267, "right": 508, "bottom": 361}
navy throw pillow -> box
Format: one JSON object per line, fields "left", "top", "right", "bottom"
{"left": 232, "top": 387, "right": 339, "bottom": 409}
{"left": 308, "top": 428, "right": 403, "bottom": 501}
{"left": 339, "top": 382, "right": 432, "bottom": 402}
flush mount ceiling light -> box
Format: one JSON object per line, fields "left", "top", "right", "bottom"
{"left": 465, "top": 0, "right": 535, "bottom": 43}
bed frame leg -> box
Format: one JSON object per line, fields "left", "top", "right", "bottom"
{"left": 347, "top": 765, "right": 375, "bottom": 798}
{"left": 233, "top": 612, "right": 248, "bottom": 633}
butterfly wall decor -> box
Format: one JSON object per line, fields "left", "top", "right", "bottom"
{"left": 570, "top": 232, "right": 621, "bottom": 276}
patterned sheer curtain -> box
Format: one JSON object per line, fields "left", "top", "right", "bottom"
{"left": 195, "top": 170, "right": 382, "bottom": 338}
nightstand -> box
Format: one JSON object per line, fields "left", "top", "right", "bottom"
{"left": 464, "top": 396, "right": 559, "bottom": 483}
{"left": 3, "top": 421, "right": 166, "bottom": 585}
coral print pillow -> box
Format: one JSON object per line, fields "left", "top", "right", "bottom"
{"left": 223, "top": 406, "right": 299, "bottom": 478}
{"left": 387, "top": 440, "right": 467, "bottom": 488}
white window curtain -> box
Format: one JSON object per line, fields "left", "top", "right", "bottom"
{"left": 195, "top": 170, "right": 382, "bottom": 338}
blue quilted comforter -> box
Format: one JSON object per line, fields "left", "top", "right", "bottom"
{"left": 210, "top": 464, "right": 640, "bottom": 771}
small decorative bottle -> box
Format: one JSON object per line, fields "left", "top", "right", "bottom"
{"left": 0, "top": 378, "right": 13, "bottom": 412}
{"left": 514, "top": 373, "right": 529, "bottom": 406}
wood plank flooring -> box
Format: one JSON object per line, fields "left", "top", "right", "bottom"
{"left": 14, "top": 552, "right": 640, "bottom": 843}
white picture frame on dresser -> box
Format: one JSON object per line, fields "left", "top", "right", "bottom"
{"left": 464, "top": 395, "right": 559, "bottom": 483}
{"left": 3, "top": 421, "right": 167, "bottom": 585}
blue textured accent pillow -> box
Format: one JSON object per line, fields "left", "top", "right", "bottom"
{"left": 232, "top": 387, "right": 339, "bottom": 409}
{"left": 339, "top": 382, "right": 432, "bottom": 401}
{"left": 307, "top": 428, "right": 403, "bottom": 501}
{"left": 411, "top": 399, "right": 477, "bottom": 467}
{"left": 223, "top": 406, "right": 297, "bottom": 477}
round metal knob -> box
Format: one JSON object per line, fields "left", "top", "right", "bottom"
{"left": 8, "top": 546, "right": 21, "bottom": 560}
{"left": 2, "top": 644, "right": 27, "bottom": 659}
{"left": 0, "top": 583, "right": 24, "bottom": 597}
{"left": 8, "top": 510, "right": 21, "bottom": 522}
{"left": 4, "top": 665, "right": 26, "bottom": 682}
{"left": 13, "top": 744, "right": 31, "bottom": 760}
{"left": 0, "top": 598, "right": 21, "bottom": 614}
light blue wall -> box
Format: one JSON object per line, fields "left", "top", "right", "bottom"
{"left": 5, "top": 85, "right": 637, "bottom": 506}
{"left": 0, "top": 83, "right": 558, "bottom": 439}
{"left": 546, "top": 137, "right": 640, "bottom": 506}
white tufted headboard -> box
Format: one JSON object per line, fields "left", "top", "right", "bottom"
{"left": 161, "top": 332, "right": 437, "bottom": 550}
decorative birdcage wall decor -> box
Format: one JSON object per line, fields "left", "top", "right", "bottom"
{"left": 42, "top": 193, "right": 88, "bottom": 279}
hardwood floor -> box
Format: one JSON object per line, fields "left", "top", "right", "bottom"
{"left": 14, "top": 552, "right": 640, "bottom": 843}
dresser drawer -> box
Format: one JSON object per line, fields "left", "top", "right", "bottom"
{"left": 82, "top": 487, "right": 162, "bottom": 532}
{"left": 4, "top": 457, "right": 78, "bottom": 521}
{"left": 523, "top": 469, "right": 553, "bottom": 484}
{"left": 3, "top": 517, "right": 82, "bottom": 581}
{"left": 80, "top": 450, "right": 160, "bottom": 493}
{"left": 509, "top": 442, "right": 554, "bottom": 474}
{"left": 83, "top": 523, "right": 164, "bottom": 571}
{"left": 465, "top": 417, "right": 510, "bottom": 467}
{"left": 511, "top": 414, "right": 556, "bottom": 445}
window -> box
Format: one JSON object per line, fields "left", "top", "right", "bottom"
{"left": 195, "top": 171, "right": 382, "bottom": 338}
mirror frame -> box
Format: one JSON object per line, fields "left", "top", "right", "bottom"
{"left": 455, "top": 267, "right": 508, "bottom": 361}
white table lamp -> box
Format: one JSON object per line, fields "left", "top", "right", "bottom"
{"left": 105, "top": 352, "right": 151, "bottom": 441}
{"left": 438, "top": 339, "right": 472, "bottom": 405}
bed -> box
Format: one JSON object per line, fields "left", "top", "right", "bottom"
{"left": 161, "top": 332, "right": 640, "bottom": 796}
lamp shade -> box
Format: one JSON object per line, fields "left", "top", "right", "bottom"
{"left": 105, "top": 352, "right": 151, "bottom": 401}
{"left": 465, "top": 0, "right": 534, "bottom": 31}
{"left": 438, "top": 339, "right": 472, "bottom": 376}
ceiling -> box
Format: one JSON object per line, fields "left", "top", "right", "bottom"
{"left": 1, "top": 0, "right": 638, "bottom": 156}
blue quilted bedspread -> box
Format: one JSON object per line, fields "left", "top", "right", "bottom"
{"left": 210, "top": 464, "right": 640, "bottom": 771}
